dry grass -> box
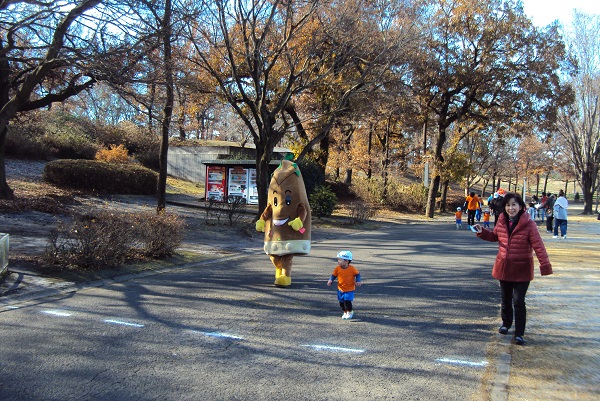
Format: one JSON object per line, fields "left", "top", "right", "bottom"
{"left": 0, "top": 180, "right": 78, "bottom": 214}
{"left": 165, "top": 176, "right": 204, "bottom": 195}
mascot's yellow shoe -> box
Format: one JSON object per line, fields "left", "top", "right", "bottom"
{"left": 274, "top": 275, "right": 292, "bottom": 287}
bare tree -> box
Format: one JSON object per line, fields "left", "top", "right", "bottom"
{"left": 182, "top": 0, "right": 325, "bottom": 213}
{"left": 156, "top": 0, "right": 174, "bottom": 212}
{"left": 409, "top": 0, "right": 573, "bottom": 217}
{"left": 556, "top": 12, "right": 600, "bottom": 214}
{"left": 0, "top": 0, "right": 158, "bottom": 199}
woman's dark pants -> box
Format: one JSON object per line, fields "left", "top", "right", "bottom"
{"left": 499, "top": 280, "right": 530, "bottom": 337}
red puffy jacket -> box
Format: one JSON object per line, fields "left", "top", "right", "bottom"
{"left": 477, "top": 212, "right": 552, "bottom": 281}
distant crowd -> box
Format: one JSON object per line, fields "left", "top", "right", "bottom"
{"left": 455, "top": 189, "right": 569, "bottom": 239}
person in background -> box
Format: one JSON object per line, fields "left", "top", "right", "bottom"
{"left": 483, "top": 209, "right": 491, "bottom": 228}
{"left": 472, "top": 192, "right": 553, "bottom": 346}
{"left": 553, "top": 189, "right": 569, "bottom": 239}
{"left": 541, "top": 192, "right": 556, "bottom": 233}
{"left": 489, "top": 190, "right": 505, "bottom": 226}
{"left": 538, "top": 192, "right": 548, "bottom": 222}
{"left": 465, "top": 191, "right": 480, "bottom": 229}
{"left": 527, "top": 195, "right": 538, "bottom": 221}
{"left": 455, "top": 207, "right": 463, "bottom": 230}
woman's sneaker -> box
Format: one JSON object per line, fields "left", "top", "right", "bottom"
{"left": 514, "top": 336, "right": 525, "bottom": 345}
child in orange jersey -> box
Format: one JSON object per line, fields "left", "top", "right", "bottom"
{"left": 327, "top": 250, "right": 362, "bottom": 319}
{"left": 483, "top": 209, "right": 491, "bottom": 228}
{"left": 455, "top": 207, "right": 463, "bottom": 229}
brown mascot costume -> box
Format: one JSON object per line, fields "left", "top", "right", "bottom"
{"left": 255, "top": 160, "right": 311, "bottom": 287}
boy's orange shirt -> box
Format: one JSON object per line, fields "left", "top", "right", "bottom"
{"left": 332, "top": 265, "right": 360, "bottom": 292}
{"left": 455, "top": 211, "right": 463, "bottom": 220}
{"left": 483, "top": 212, "right": 490, "bottom": 222}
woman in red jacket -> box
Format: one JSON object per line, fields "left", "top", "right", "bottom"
{"left": 473, "top": 192, "right": 553, "bottom": 345}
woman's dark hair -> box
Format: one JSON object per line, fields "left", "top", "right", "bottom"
{"left": 502, "top": 192, "right": 526, "bottom": 214}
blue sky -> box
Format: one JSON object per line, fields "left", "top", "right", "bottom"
{"left": 522, "top": 0, "right": 600, "bottom": 27}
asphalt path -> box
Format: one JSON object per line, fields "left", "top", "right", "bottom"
{"left": 0, "top": 222, "right": 501, "bottom": 400}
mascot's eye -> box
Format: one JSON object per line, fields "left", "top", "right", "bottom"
{"left": 273, "top": 197, "right": 278, "bottom": 206}
{"left": 285, "top": 195, "right": 292, "bottom": 205}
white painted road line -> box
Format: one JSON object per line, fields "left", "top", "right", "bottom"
{"left": 436, "top": 357, "right": 489, "bottom": 367}
{"left": 188, "top": 330, "right": 244, "bottom": 340}
{"left": 104, "top": 319, "right": 144, "bottom": 328}
{"left": 42, "top": 310, "right": 72, "bottom": 317}
{"left": 303, "top": 344, "right": 365, "bottom": 353}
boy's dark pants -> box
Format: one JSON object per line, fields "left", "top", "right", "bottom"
{"left": 340, "top": 301, "right": 353, "bottom": 312}
{"left": 546, "top": 215, "right": 554, "bottom": 232}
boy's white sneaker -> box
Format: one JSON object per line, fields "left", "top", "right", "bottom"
{"left": 553, "top": 235, "right": 559, "bottom": 239}
{"left": 562, "top": 235, "right": 567, "bottom": 239}
{"left": 342, "top": 312, "right": 349, "bottom": 319}
{"left": 347, "top": 311, "right": 354, "bottom": 319}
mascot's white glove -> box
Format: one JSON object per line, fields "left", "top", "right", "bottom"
{"left": 255, "top": 219, "right": 266, "bottom": 232}
{"left": 288, "top": 217, "right": 303, "bottom": 231}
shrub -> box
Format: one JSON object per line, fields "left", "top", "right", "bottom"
{"left": 309, "top": 185, "right": 338, "bottom": 217}
{"left": 132, "top": 212, "right": 185, "bottom": 258}
{"left": 349, "top": 202, "right": 378, "bottom": 223}
{"left": 133, "top": 143, "right": 160, "bottom": 170}
{"left": 6, "top": 110, "right": 99, "bottom": 159}
{"left": 95, "top": 144, "right": 131, "bottom": 164}
{"left": 5, "top": 122, "right": 51, "bottom": 159}
{"left": 351, "top": 176, "right": 386, "bottom": 205}
{"left": 352, "top": 176, "right": 428, "bottom": 213}
{"left": 202, "top": 196, "right": 249, "bottom": 226}
{"left": 93, "top": 122, "right": 161, "bottom": 169}
{"left": 326, "top": 180, "right": 359, "bottom": 202}
{"left": 386, "top": 182, "right": 428, "bottom": 213}
{"left": 45, "top": 210, "right": 184, "bottom": 268}
{"left": 297, "top": 158, "right": 326, "bottom": 196}
{"left": 43, "top": 159, "right": 158, "bottom": 195}
{"left": 41, "top": 129, "right": 99, "bottom": 159}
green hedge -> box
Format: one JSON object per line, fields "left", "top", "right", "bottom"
{"left": 43, "top": 159, "right": 158, "bottom": 195}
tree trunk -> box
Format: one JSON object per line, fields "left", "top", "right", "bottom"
{"left": 0, "top": 127, "right": 14, "bottom": 199}
{"left": 580, "top": 166, "right": 597, "bottom": 214}
{"left": 344, "top": 169, "right": 353, "bottom": 185}
{"left": 421, "top": 118, "right": 427, "bottom": 155}
{"left": 255, "top": 143, "right": 274, "bottom": 218}
{"left": 0, "top": 50, "right": 13, "bottom": 199}
{"left": 440, "top": 179, "right": 449, "bottom": 212}
{"left": 426, "top": 175, "right": 441, "bottom": 218}
{"left": 367, "top": 125, "right": 373, "bottom": 179}
{"left": 157, "top": 0, "right": 173, "bottom": 213}
{"left": 425, "top": 123, "right": 447, "bottom": 218}
{"left": 481, "top": 178, "right": 489, "bottom": 199}
{"left": 381, "top": 121, "right": 390, "bottom": 200}
{"left": 543, "top": 172, "right": 550, "bottom": 193}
